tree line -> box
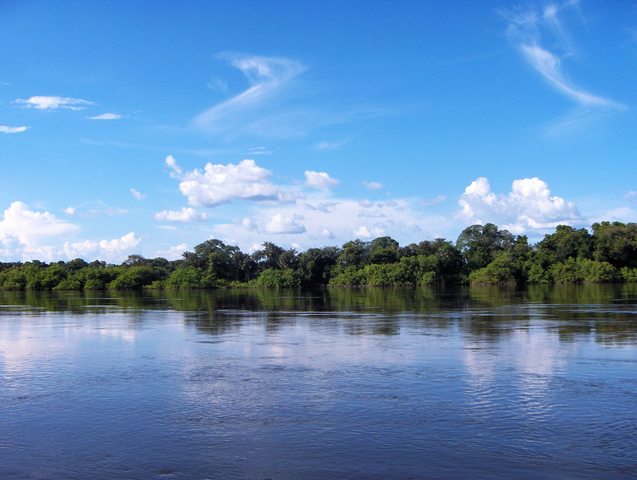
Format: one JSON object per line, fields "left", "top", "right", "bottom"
{"left": 1, "top": 221, "right": 636, "bottom": 290}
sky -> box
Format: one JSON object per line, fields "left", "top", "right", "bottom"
{"left": 1, "top": 0, "right": 636, "bottom": 262}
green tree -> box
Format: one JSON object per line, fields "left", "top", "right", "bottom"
{"left": 456, "top": 223, "right": 514, "bottom": 271}
{"left": 592, "top": 222, "right": 637, "bottom": 268}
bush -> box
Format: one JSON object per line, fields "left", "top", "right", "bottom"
{"left": 54, "top": 277, "right": 83, "bottom": 290}
{"left": 469, "top": 253, "right": 516, "bottom": 285}
{"left": 166, "top": 267, "right": 215, "bottom": 289}
{"left": 620, "top": 267, "right": 637, "bottom": 282}
{"left": 254, "top": 268, "right": 301, "bottom": 288}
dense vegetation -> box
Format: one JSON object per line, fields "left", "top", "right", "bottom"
{"left": 1, "top": 222, "right": 636, "bottom": 290}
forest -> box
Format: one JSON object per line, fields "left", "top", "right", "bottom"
{"left": 1, "top": 221, "right": 636, "bottom": 290}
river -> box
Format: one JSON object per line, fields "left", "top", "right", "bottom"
{"left": 1, "top": 286, "right": 636, "bottom": 479}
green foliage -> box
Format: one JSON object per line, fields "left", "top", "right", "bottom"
{"left": 166, "top": 267, "right": 215, "bottom": 289}
{"left": 1, "top": 223, "right": 636, "bottom": 291}
{"left": 469, "top": 252, "right": 517, "bottom": 285}
{"left": 456, "top": 223, "right": 514, "bottom": 271}
{"left": 298, "top": 247, "right": 339, "bottom": 286}
{"left": 592, "top": 222, "right": 637, "bottom": 268}
{"left": 107, "top": 266, "right": 163, "bottom": 290}
{"left": 549, "top": 258, "right": 619, "bottom": 283}
{"left": 537, "top": 225, "right": 592, "bottom": 263}
{"left": 54, "top": 276, "right": 83, "bottom": 290}
{"left": 253, "top": 268, "right": 301, "bottom": 288}
{"left": 620, "top": 267, "right": 637, "bottom": 282}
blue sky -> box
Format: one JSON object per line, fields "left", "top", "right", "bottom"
{"left": 1, "top": 0, "right": 636, "bottom": 261}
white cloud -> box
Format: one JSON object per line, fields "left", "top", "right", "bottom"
{"left": 154, "top": 207, "right": 207, "bottom": 222}
{"left": 211, "top": 195, "right": 450, "bottom": 251}
{"left": 304, "top": 170, "right": 339, "bottom": 190}
{"left": 247, "top": 146, "right": 272, "bottom": 156}
{"left": 0, "top": 202, "right": 141, "bottom": 262}
{"left": 0, "top": 125, "right": 28, "bottom": 134}
{"left": 458, "top": 176, "right": 581, "bottom": 234}
{"left": 171, "top": 157, "right": 287, "bottom": 206}
{"left": 315, "top": 139, "right": 348, "bottom": 151}
{"left": 88, "top": 113, "right": 122, "bottom": 120}
{"left": 519, "top": 44, "right": 618, "bottom": 108}
{"left": 165, "top": 154, "right": 183, "bottom": 178}
{"left": 13, "top": 96, "right": 94, "bottom": 110}
{"left": 0, "top": 201, "right": 79, "bottom": 261}
{"left": 624, "top": 191, "right": 637, "bottom": 200}
{"left": 154, "top": 243, "right": 188, "bottom": 261}
{"left": 61, "top": 201, "right": 127, "bottom": 218}
{"left": 264, "top": 214, "right": 306, "bottom": 234}
{"left": 421, "top": 194, "right": 448, "bottom": 207}
{"left": 206, "top": 77, "right": 229, "bottom": 93}
{"left": 353, "top": 225, "right": 385, "bottom": 239}
{"left": 193, "top": 53, "right": 306, "bottom": 137}
{"left": 63, "top": 233, "right": 141, "bottom": 262}
{"left": 363, "top": 181, "right": 383, "bottom": 190}
{"left": 130, "top": 188, "right": 146, "bottom": 201}
{"left": 501, "top": 2, "right": 625, "bottom": 135}
{"left": 321, "top": 228, "right": 335, "bottom": 239}
{"left": 589, "top": 207, "right": 636, "bottom": 224}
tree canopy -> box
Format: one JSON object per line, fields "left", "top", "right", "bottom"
{"left": 1, "top": 222, "right": 637, "bottom": 290}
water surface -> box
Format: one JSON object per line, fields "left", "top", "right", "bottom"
{"left": 1, "top": 286, "right": 636, "bottom": 479}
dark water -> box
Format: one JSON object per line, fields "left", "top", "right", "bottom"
{"left": 1, "top": 286, "right": 636, "bottom": 479}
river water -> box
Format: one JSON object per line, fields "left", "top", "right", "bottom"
{"left": 1, "top": 286, "right": 636, "bottom": 479}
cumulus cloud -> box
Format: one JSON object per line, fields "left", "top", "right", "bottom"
{"left": 63, "top": 233, "right": 141, "bottom": 262}
{"left": 168, "top": 156, "right": 286, "bottom": 206}
{"left": 0, "top": 125, "right": 28, "bottom": 134}
{"left": 458, "top": 176, "right": 582, "bottom": 234}
{"left": 264, "top": 214, "right": 306, "bottom": 234}
{"left": 155, "top": 243, "right": 188, "bottom": 261}
{"left": 353, "top": 225, "right": 385, "bottom": 239}
{"left": 88, "top": 113, "right": 122, "bottom": 120}
{"left": 0, "top": 201, "right": 142, "bottom": 262}
{"left": 130, "top": 188, "right": 146, "bottom": 201}
{"left": 154, "top": 207, "right": 207, "bottom": 222}
{"left": 363, "top": 181, "right": 383, "bottom": 190}
{"left": 13, "top": 96, "right": 94, "bottom": 110}
{"left": 0, "top": 202, "right": 78, "bottom": 261}
{"left": 212, "top": 196, "right": 450, "bottom": 251}
{"left": 0, "top": 201, "right": 78, "bottom": 247}
{"left": 304, "top": 170, "right": 339, "bottom": 189}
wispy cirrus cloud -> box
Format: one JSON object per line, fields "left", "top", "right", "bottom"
{"left": 88, "top": 112, "right": 122, "bottom": 120}
{"left": 363, "top": 181, "right": 383, "bottom": 190}
{"left": 130, "top": 188, "right": 146, "bottom": 201}
{"left": 192, "top": 53, "right": 392, "bottom": 140}
{"left": 314, "top": 139, "right": 348, "bottom": 151}
{"left": 193, "top": 53, "right": 306, "bottom": 138}
{"left": 0, "top": 125, "right": 28, "bottom": 134}
{"left": 62, "top": 200, "right": 127, "bottom": 218}
{"left": 13, "top": 95, "right": 94, "bottom": 110}
{"left": 501, "top": 2, "right": 625, "bottom": 135}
